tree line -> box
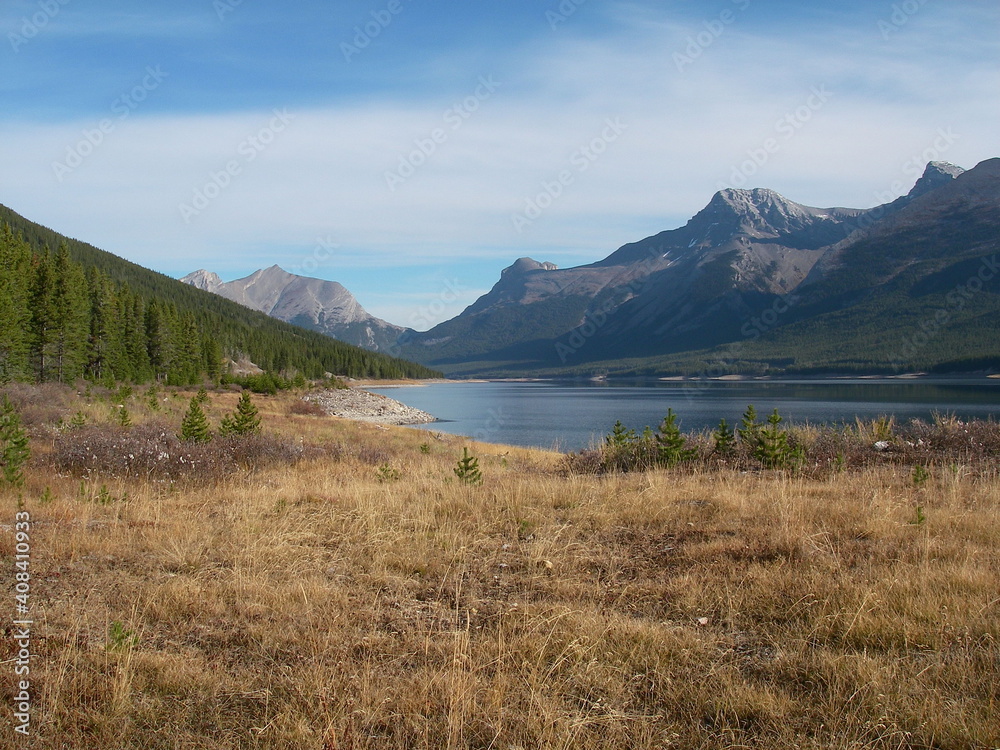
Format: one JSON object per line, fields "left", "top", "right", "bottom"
{"left": 0, "top": 221, "right": 441, "bottom": 385}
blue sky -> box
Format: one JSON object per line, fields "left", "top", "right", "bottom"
{"left": 2, "top": 0, "right": 997, "bottom": 329}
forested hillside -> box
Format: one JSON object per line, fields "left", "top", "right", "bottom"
{"left": 0, "top": 206, "right": 441, "bottom": 384}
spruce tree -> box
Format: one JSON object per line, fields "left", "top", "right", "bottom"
{"left": 0, "top": 226, "right": 32, "bottom": 381}
{"left": 454, "top": 447, "right": 483, "bottom": 486}
{"left": 739, "top": 404, "right": 762, "bottom": 450}
{"left": 51, "top": 245, "right": 91, "bottom": 383}
{"left": 29, "top": 250, "right": 59, "bottom": 382}
{"left": 179, "top": 396, "right": 211, "bottom": 443}
{"left": 655, "top": 409, "right": 697, "bottom": 467}
{"left": 220, "top": 391, "right": 261, "bottom": 436}
{"left": 713, "top": 418, "right": 736, "bottom": 454}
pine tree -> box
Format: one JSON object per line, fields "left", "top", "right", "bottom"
{"left": 655, "top": 409, "right": 697, "bottom": 467}
{"left": 145, "top": 300, "right": 174, "bottom": 382}
{"left": 86, "top": 268, "right": 126, "bottom": 383}
{"left": 605, "top": 420, "right": 636, "bottom": 448}
{"left": 220, "top": 391, "right": 262, "bottom": 436}
{"left": 29, "top": 250, "right": 59, "bottom": 382}
{"left": 713, "top": 418, "right": 736, "bottom": 454}
{"left": 170, "top": 313, "right": 202, "bottom": 386}
{"left": 179, "top": 397, "right": 211, "bottom": 443}
{"left": 454, "top": 447, "right": 483, "bottom": 486}
{"left": 739, "top": 404, "right": 762, "bottom": 449}
{"left": 123, "top": 291, "right": 151, "bottom": 382}
{"left": 0, "top": 225, "right": 32, "bottom": 381}
{"left": 51, "top": 245, "right": 91, "bottom": 383}
{"left": 0, "top": 396, "right": 30, "bottom": 487}
{"left": 754, "top": 409, "right": 804, "bottom": 470}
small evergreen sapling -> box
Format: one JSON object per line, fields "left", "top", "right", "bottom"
{"left": 0, "top": 396, "right": 30, "bottom": 487}
{"left": 454, "top": 447, "right": 483, "bottom": 486}
{"left": 115, "top": 405, "right": 132, "bottom": 429}
{"left": 656, "top": 409, "right": 697, "bottom": 467}
{"left": 712, "top": 418, "right": 736, "bottom": 455}
{"left": 179, "top": 396, "right": 211, "bottom": 443}
{"left": 739, "top": 404, "right": 762, "bottom": 449}
{"left": 220, "top": 391, "right": 261, "bottom": 436}
{"left": 754, "top": 408, "right": 804, "bottom": 469}
{"left": 605, "top": 420, "right": 636, "bottom": 448}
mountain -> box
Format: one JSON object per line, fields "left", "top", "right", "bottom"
{"left": 0, "top": 203, "right": 441, "bottom": 382}
{"left": 181, "top": 266, "right": 407, "bottom": 353}
{"left": 398, "top": 159, "right": 1000, "bottom": 376}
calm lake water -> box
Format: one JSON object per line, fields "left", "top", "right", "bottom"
{"left": 369, "top": 379, "right": 1000, "bottom": 452}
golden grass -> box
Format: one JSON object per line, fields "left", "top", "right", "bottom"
{"left": 1, "top": 387, "right": 998, "bottom": 748}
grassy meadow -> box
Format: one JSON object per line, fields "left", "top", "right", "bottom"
{"left": 1, "top": 383, "right": 998, "bottom": 749}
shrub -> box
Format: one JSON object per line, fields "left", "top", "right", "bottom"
{"left": 375, "top": 463, "right": 401, "bottom": 483}
{"left": 50, "top": 422, "right": 304, "bottom": 481}
{"left": 287, "top": 399, "right": 326, "bottom": 417}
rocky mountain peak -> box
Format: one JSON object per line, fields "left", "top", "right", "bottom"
{"left": 695, "top": 186, "right": 820, "bottom": 238}
{"left": 180, "top": 269, "right": 223, "bottom": 292}
{"left": 502, "top": 257, "right": 558, "bottom": 277}
{"left": 905, "top": 161, "right": 966, "bottom": 200}
{"left": 180, "top": 266, "right": 407, "bottom": 353}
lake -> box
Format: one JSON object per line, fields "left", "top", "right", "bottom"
{"left": 368, "top": 378, "right": 1000, "bottom": 451}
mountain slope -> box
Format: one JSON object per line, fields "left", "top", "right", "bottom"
{"left": 0, "top": 203, "right": 441, "bottom": 380}
{"left": 181, "top": 266, "right": 407, "bottom": 353}
{"left": 399, "top": 159, "right": 999, "bottom": 376}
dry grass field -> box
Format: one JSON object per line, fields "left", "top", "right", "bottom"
{"left": 1, "top": 384, "right": 999, "bottom": 749}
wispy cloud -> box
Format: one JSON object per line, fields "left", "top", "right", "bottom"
{"left": 1, "top": 1, "right": 997, "bottom": 324}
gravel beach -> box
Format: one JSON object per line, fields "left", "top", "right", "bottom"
{"left": 303, "top": 388, "right": 436, "bottom": 425}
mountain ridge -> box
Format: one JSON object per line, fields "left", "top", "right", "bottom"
{"left": 181, "top": 265, "right": 408, "bottom": 353}
{"left": 396, "top": 158, "right": 1000, "bottom": 375}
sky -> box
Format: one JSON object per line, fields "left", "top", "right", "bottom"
{"left": 1, "top": 0, "right": 997, "bottom": 330}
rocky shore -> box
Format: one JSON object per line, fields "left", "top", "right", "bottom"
{"left": 303, "top": 388, "right": 436, "bottom": 426}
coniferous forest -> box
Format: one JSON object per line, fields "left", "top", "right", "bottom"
{"left": 0, "top": 206, "right": 442, "bottom": 385}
